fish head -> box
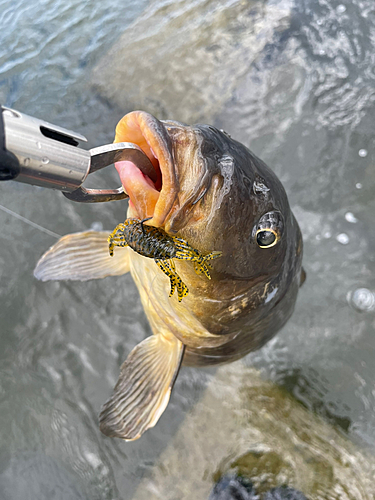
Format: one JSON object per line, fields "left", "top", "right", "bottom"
{"left": 115, "top": 111, "right": 301, "bottom": 278}
{"left": 115, "top": 111, "right": 302, "bottom": 339}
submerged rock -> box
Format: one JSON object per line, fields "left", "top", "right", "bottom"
{"left": 92, "top": 0, "right": 292, "bottom": 124}
{"left": 131, "top": 363, "right": 375, "bottom": 500}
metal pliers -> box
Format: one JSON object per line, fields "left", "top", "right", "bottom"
{"left": 0, "top": 106, "right": 156, "bottom": 202}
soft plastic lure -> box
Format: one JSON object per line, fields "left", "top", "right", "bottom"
{"left": 108, "top": 218, "right": 222, "bottom": 301}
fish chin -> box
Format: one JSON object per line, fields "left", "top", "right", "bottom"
{"left": 114, "top": 111, "right": 178, "bottom": 227}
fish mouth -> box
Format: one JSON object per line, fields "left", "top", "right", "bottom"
{"left": 114, "top": 111, "right": 178, "bottom": 228}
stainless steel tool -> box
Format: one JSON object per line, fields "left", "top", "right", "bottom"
{"left": 0, "top": 106, "right": 156, "bottom": 202}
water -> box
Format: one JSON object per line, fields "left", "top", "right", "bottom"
{"left": 1, "top": 0, "right": 375, "bottom": 498}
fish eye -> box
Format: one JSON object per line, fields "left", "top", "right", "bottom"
{"left": 256, "top": 229, "right": 277, "bottom": 248}
{"left": 254, "top": 211, "right": 283, "bottom": 249}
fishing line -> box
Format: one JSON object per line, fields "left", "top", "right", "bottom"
{"left": 0, "top": 204, "right": 61, "bottom": 239}
{"left": 148, "top": 272, "right": 160, "bottom": 307}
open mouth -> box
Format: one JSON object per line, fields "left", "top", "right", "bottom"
{"left": 114, "top": 111, "right": 178, "bottom": 228}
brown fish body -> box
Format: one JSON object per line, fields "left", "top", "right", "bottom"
{"left": 124, "top": 118, "right": 303, "bottom": 365}
{"left": 34, "top": 111, "right": 303, "bottom": 440}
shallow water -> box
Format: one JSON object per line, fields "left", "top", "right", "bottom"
{"left": 0, "top": 0, "right": 375, "bottom": 498}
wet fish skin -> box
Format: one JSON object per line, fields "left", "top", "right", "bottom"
{"left": 34, "top": 111, "right": 303, "bottom": 440}
{"left": 123, "top": 115, "right": 303, "bottom": 365}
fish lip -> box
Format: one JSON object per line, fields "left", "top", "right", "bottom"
{"left": 114, "top": 111, "right": 178, "bottom": 228}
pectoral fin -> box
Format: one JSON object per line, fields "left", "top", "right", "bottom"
{"left": 34, "top": 231, "right": 130, "bottom": 281}
{"left": 99, "top": 332, "right": 184, "bottom": 441}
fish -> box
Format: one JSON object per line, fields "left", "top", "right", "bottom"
{"left": 34, "top": 111, "right": 304, "bottom": 441}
